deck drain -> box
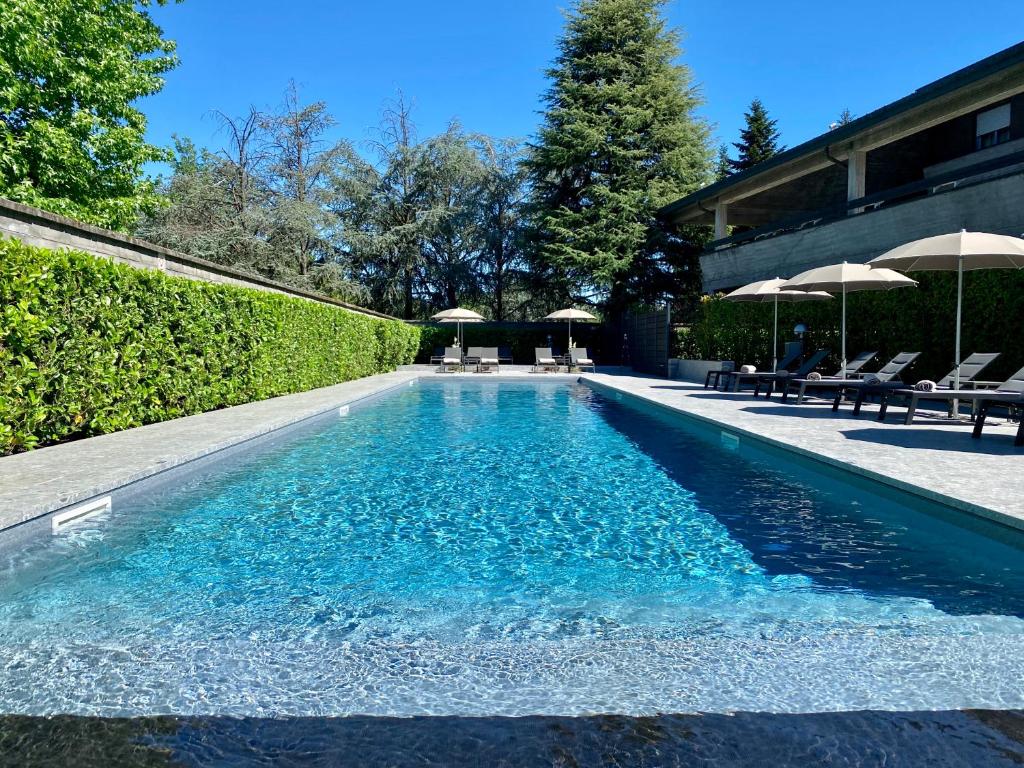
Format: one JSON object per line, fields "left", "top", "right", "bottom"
{"left": 51, "top": 496, "right": 111, "bottom": 533}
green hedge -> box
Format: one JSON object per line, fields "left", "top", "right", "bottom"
{"left": 0, "top": 238, "right": 419, "bottom": 454}
{"left": 676, "top": 270, "right": 1024, "bottom": 383}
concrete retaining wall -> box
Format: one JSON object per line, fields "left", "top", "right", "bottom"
{"left": 0, "top": 197, "right": 396, "bottom": 320}
{"left": 668, "top": 359, "right": 733, "bottom": 383}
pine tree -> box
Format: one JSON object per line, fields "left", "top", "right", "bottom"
{"left": 830, "top": 107, "right": 855, "bottom": 130}
{"left": 715, "top": 144, "right": 732, "bottom": 180}
{"left": 526, "top": 0, "right": 712, "bottom": 315}
{"left": 729, "top": 99, "right": 784, "bottom": 173}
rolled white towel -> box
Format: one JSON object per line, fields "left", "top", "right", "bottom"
{"left": 481, "top": 357, "right": 499, "bottom": 364}
{"left": 914, "top": 379, "right": 936, "bottom": 392}
{"left": 807, "top": 371, "right": 822, "bottom": 381}
{"left": 740, "top": 364, "right": 757, "bottom": 374}
{"left": 578, "top": 358, "right": 593, "bottom": 365}
{"left": 538, "top": 357, "right": 556, "bottom": 365}
{"left": 863, "top": 374, "right": 881, "bottom": 385}
{"left": 443, "top": 357, "right": 461, "bottom": 364}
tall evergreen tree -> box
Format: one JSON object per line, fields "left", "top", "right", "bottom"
{"left": 715, "top": 144, "right": 732, "bottom": 180}
{"left": 526, "top": 0, "right": 712, "bottom": 315}
{"left": 729, "top": 98, "right": 784, "bottom": 173}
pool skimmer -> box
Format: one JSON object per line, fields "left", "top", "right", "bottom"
{"left": 51, "top": 496, "right": 111, "bottom": 533}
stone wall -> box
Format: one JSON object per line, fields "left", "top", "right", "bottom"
{"left": 0, "top": 197, "right": 396, "bottom": 320}
{"left": 700, "top": 171, "right": 1024, "bottom": 291}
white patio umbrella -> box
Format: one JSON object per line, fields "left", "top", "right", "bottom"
{"left": 869, "top": 230, "right": 1024, "bottom": 390}
{"left": 543, "top": 308, "right": 597, "bottom": 351}
{"left": 431, "top": 307, "right": 485, "bottom": 349}
{"left": 781, "top": 263, "right": 917, "bottom": 378}
{"left": 723, "top": 278, "right": 833, "bottom": 371}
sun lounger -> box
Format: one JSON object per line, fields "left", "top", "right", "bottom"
{"left": 464, "top": 346, "right": 483, "bottom": 370}
{"left": 429, "top": 346, "right": 446, "bottom": 367}
{"left": 972, "top": 393, "right": 1024, "bottom": 446}
{"left": 829, "top": 350, "right": 878, "bottom": 378}
{"left": 786, "top": 352, "right": 920, "bottom": 404}
{"left": 753, "top": 349, "right": 831, "bottom": 398}
{"left": 476, "top": 347, "right": 500, "bottom": 373}
{"left": 875, "top": 353, "right": 1001, "bottom": 421}
{"left": 716, "top": 348, "right": 799, "bottom": 391}
{"left": 570, "top": 348, "right": 595, "bottom": 372}
{"left": 438, "top": 346, "right": 463, "bottom": 373}
{"left": 889, "top": 363, "right": 1024, "bottom": 425}
{"left": 534, "top": 347, "right": 560, "bottom": 373}
{"left": 498, "top": 346, "right": 513, "bottom": 365}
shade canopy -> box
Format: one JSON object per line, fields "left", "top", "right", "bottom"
{"left": 543, "top": 308, "right": 597, "bottom": 354}
{"left": 431, "top": 307, "right": 486, "bottom": 321}
{"left": 780, "top": 263, "right": 917, "bottom": 293}
{"left": 868, "top": 230, "right": 1024, "bottom": 272}
{"left": 781, "top": 263, "right": 917, "bottom": 378}
{"left": 723, "top": 278, "right": 832, "bottom": 372}
{"left": 431, "top": 307, "right": 485, "bottom": 349}
{"left": 723, "top": 278, "right": 832, "bottom": 303}
{"left": 543, "top": 308, "right": 598, "bottom": 321}
{"left": 869, "top": 230, "right": 1024, "bottom": 395}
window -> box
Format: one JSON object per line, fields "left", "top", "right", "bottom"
{"left": 976, "top": 103, "right": 1011, "bottom": 150}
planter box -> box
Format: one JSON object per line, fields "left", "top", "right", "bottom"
{"left": 668, "top": 359, "right": 734, "bottom": 383}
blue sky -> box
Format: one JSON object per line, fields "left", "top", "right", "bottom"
{"left": 142, "top": 0, "right": 1024, "bottom": 172}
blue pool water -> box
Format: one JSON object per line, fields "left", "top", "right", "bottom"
{"left": 0, "top": 380, "right": 1023, "bottom": 717}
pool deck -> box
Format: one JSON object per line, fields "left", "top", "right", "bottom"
{"left": 0, "top": 367, "right": 1020, "bottom": 535}
{"left": 581, "top": 372, "right": 1024, "bottom": 531}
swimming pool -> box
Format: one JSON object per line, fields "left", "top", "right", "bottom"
{"left": 0, "top": 379, "right": 1022, "bottom": 717}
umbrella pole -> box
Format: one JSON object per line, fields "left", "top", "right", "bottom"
{"left": 772, "top": 295, "right": 779, "bottom": 372}
{"left": 841, "top": 285, "right": 847, "bottom": 379}
{"left": 954, "top": 256, "right": 963, "bottom": 391}
{"left": 952, "top": 255, "right": 964, "bottom": 416}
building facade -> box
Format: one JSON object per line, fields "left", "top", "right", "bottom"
{"left": 661, "top": 42, "right": 1024, "bottom": 293}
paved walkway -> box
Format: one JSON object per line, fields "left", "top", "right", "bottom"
{"left": 582, "top": 373, "right": 1024, "bottom": 530}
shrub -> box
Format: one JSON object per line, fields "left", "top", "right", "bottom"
{"left": 0, "top": 238, "right": 419, "bottom": 454}
{"left": 675, "top": 270, "right": 1024, "bottom": 383}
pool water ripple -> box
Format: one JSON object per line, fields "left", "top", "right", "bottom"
{"left": 0, "top": 380, "right": 1022, "bottom": 716}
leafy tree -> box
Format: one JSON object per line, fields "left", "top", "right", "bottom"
{"left": 729, "top": 98, "right": 785, "bottom": 173}
{"left": 526, "top": 0, "right": 712, "bottom": 316}
{"left": 0, "top": 0, "right": 179, "bottom": 231}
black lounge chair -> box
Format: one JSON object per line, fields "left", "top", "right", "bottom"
{"left": 570, "top": 348, "right": 596, "bottom": 372}
{"left": 786, "top": 352, "right": 920, "bottom": 405}
{"left": 973, "top": 394, "right": 1024, "bottom": 446}
{"left": 429, "top": 346, "right": 446, "bottom": 367}
{"left": 828, "top": 350, "right": 878, "bottom": 378}
{"left": 892, "top": 363, "right": 1024, "bottom": 425}
{"left": 715, "top": 348, "right": 800, "bottom": 391}
{"left": 498, "top": 346, "right": 514, "bottom": 365}
{"left": 875, "top": 353, "right": 1001, "bottom": 421}
{"left": 753, "top": 349, "right": 831, "bottom": 398}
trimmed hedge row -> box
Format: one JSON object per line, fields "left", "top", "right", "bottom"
{"left": 675, "top": 270, "right": 1024, "bottom": 383}
{"left": 0, "top": 238, "right": 419, "bottom": 454}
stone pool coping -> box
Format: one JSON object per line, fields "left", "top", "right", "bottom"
{"left": 581, "top": 373, "right": 1024, "bottom": 532}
